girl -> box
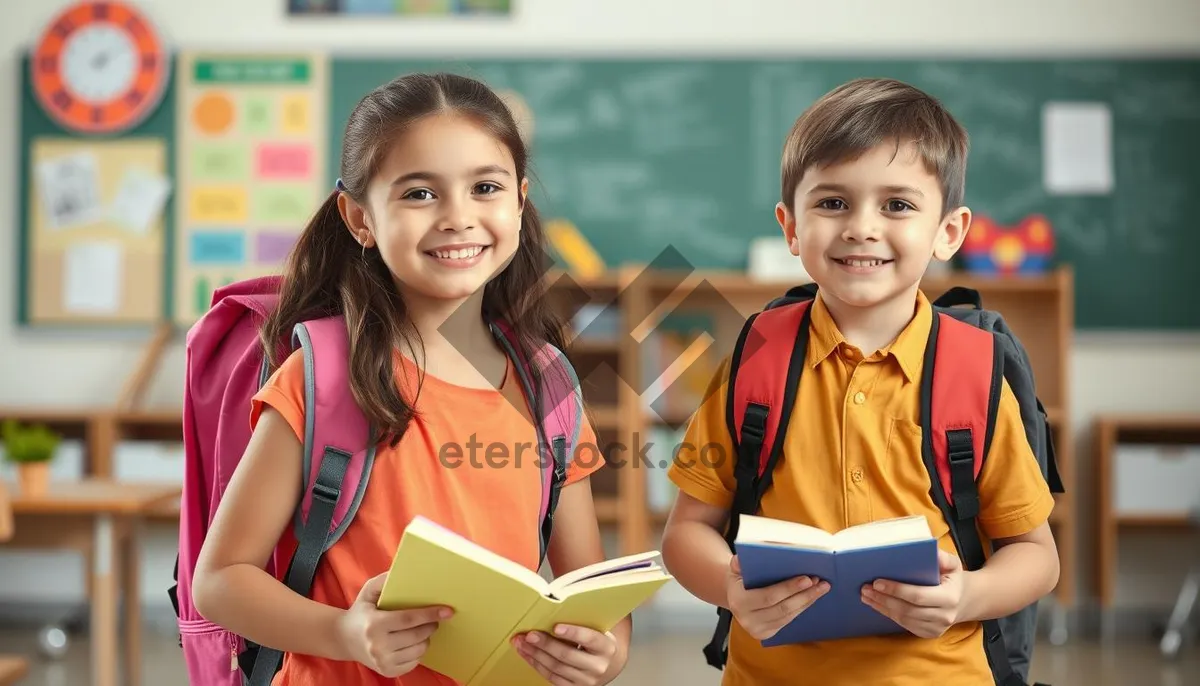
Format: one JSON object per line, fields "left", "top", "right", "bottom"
{"left": 192, "top": 72, "right": 628, "bottom": 686}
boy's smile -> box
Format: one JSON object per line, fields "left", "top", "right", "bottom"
{"left": 777, "top": 139, "right": 970, "bottom": 332}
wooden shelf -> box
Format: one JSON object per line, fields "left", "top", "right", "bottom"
{"left": 1095, "top": 413, "right": 1200, "bottom": 608}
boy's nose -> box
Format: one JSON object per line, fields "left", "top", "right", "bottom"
{"left": 841, "top": 213, "right": 880, "bottom": 242}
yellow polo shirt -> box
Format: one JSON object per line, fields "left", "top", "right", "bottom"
{"left": 667, "top": 290, "right": 1054, "bottom": 685}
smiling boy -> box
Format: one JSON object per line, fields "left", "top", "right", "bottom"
{"left": 661, "top": 78, "right": 1060, "bottom": 685}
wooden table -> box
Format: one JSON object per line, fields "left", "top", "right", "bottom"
{"left": 0, "top": 656, "right": 29, "bottom": 686}
{"left": 4, "top": 479, "right": 181, "bottom": 686}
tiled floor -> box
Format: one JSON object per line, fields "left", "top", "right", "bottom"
{"left": 1, "top": 626, "right": 1198, "bottom": 685}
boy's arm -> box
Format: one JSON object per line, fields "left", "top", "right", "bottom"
{"left": 956, "top": 522, "right": 1058, "bottom": 623}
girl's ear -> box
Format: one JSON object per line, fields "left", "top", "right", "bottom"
{"left": 518, "top": 177, "right": 529, "bottom": 216}
{"left": 338, "top": 190, "right": 375, "bottom": 248}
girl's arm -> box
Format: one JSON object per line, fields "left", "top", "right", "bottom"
{"left": 192, "top": 408, "right": 350, "bottom": 661}
{"left": 517, "top": 479, "right": 631, "bottom": 684}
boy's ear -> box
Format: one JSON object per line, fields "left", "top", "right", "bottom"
{"left": 933, "top": 206, "right": 972, "bottom": 262}
{"left": 338, "top": 191, "right": 374, "bottom": 248}
{"left": 776, "top": 202, "right": 800, "bottom": 256}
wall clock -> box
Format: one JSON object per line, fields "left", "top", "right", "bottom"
{"left": 31, "top": 1, "right": 169, "bottom": 135}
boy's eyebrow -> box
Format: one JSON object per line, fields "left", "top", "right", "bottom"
{"left": 391, "top": 165, "right": 513, "bottom": 186}
{"left": 807, "top": 182, "right": 925, "bottom": 198}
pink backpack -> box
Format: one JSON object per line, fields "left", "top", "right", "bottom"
{"left": 168, "top": 275, "right": 584, "bottom": 686}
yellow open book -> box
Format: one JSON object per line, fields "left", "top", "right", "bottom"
{"left": 376, "top": 516, "right": 672, "bottom": 686}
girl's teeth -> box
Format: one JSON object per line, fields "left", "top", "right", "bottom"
{"left": 434, "top": 247, "right": 483, "bottom": 259}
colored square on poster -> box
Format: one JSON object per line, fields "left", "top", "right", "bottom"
{"left": 188, "top": 186, "right": 249, "bottom": 223}
{"left": 191, "top": 142, "right": 250, "bottom": 181}
{"left": 400, "top": 0, "right": 453, "bottom": 13}
{"left": 243, "top": 95, "right": 275, "bottom": 135}
{"left": 256, "top": 231, "right": 298, "bottom": 264}
{"left": 254, "top": 185, "right": 314, "bottom": 224}
{"left": 281, "top": 95, "right": 311, "bottom": 135}
{"left": 190, "top": 230, "right": 247, "bottom": 265}
{"left": 256, "top": 143, "right": 313, "bottom": 179}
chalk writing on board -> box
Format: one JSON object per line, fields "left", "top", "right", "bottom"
{"left": 589, "top": 90, "right": 622, "bottom": 129}
{"left": 1051, "top": 213, "right": 1108, "bottom": 257}
{"left": 970, "top": 125, "right": 1040, "bottom": 174}
{"left": 915, "top": 63, "right": 1031, "bottom": 119}
{"left": 1115, "top": 79, "right": 1200, "bottom": 122}
{"left": 1053, "top": 63, "right": 1119, "bottom": 87}
{"left": 749, "top": 64, "right": 826, "bottom": 206}
{"left": 573, "top": 160, "right": 653, "bottom": 222}
{"left": 621, "top": 67, "right": 719, "bottom": 155}
{"left": 1113, "top": 139, "right": 1175, "bottom": 255}
{"left": 642, "top": 193, "right": 751, "bottom": 263}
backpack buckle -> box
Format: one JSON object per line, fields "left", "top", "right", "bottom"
{"left": 311, "top": 482, "right": 340, "bottom": 505}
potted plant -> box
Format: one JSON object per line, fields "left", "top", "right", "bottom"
{"left": 2, "top": 419, "right": 60, "bottom": 497}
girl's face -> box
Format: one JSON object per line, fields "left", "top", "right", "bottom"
{"left": 344, "top": 112, "right": 526, "bottom": 307}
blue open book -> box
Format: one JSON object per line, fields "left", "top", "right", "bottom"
{"left": 734, "top": 514, "right": 940, "bottom": 646}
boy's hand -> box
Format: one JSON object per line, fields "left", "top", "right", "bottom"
{"left": 726, "top": 554, "right": 830, "bottom": 641}
{"left": 861, "top": 549, "right": 967, "bottom": 638}
{"left": 513, "top": 624, "right": 621, "bottom": 685}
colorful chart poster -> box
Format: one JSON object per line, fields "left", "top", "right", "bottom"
{"left": 286, "top": 0, "right": 511, "bottom": 16}
{"left": 174, "top": 52, "right": 329, "bottom": 325}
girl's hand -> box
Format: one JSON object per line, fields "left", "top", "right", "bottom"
{"left": 336, "top": 572, "right": 453, "bottom": 677}
{"left": 513, "top": 624, "right": 622, "bottom": 685}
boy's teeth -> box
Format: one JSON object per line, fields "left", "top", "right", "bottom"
{"left": 843, "top": 259, "right": 884, "bottom": 267}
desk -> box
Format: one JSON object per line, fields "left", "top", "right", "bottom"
{"left": 4, "top": 479, "right": 181, "bottom": 686}
{"left": 0, "top": 656, "right": 29, "bottom": 686}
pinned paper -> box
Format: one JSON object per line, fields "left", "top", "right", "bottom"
{"left": 63, "top": 241, "right": 123, "bottom": 313}
{"left": 1042, "top": 102, "right": 1113, "bottom": 195}
{"left": 108, "top": 167, "right": 172, "bottom": 234}
{"left": 38, "top": 151, "right": 103, "bottom": 229}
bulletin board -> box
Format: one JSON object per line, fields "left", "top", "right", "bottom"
{"left": 16, "top": 53, "right": 176, "bottom": 327}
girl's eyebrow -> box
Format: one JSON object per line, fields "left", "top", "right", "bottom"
{"left": 390, "top": 165, "right": 513, "bottom": 186}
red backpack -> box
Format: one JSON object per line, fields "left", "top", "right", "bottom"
{"left": 703, "top": 283, "right": 1063, "bottom": 686}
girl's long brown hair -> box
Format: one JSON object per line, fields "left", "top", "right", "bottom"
{"left": 259, "top": 72, "right": 565, "bottom": 446}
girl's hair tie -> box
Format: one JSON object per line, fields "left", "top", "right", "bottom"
{"left": 335, "top": 178, "right": 347, "bottom": 192}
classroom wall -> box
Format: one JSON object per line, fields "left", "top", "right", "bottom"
{"left": 1, "top": 0, "right": 1199, "bottom": 621}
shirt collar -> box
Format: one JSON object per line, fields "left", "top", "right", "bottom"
{"left": 805, "top": 290, "right": 931, "bottom": 384}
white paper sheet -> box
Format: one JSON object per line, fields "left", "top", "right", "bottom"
{"left": 63, "top": 242, "right": 123, "bottom": 314}
{"left": 108, "top": 167, "right": 172, "bottom": 234}
{"left": 37, "top": 151, "right": 104, "bottom": 229}
{"left": 1042, "top": 102, "right": 1114, "bottom": 195}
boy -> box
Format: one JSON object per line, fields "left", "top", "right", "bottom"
{"left": 661, "top": 77, "right": 1060, "bottom": 685}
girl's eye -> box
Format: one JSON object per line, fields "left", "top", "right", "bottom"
{"left": 475, "top": 182, "right": 501, "bottom": 194}
{"left": 403, "top": 189, "right": 434, "bottom": 201}
{"left": 818, "top": 198, "right": 847, "bottom": 211}
{"left": 886, "top": 199, "right": 914, "bottom": 212}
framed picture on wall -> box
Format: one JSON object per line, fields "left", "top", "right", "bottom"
{"left": 287, "top": 0, "right": 512, "bottom": 15}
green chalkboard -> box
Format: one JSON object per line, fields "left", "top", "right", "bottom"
{"left": 328, "top": 58, "right": 1200, "bottom": 331}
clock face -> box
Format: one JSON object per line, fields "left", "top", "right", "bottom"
{"left": 31, "top": 1, "right": 169, "bottom": 134}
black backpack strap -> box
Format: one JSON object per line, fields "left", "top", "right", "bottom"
{"left": 704, "top": 303, "right": 812, "bottom": 669}
{"left": 540, "top": 436, "right": 569, "bottom": 563}
{"left": 921, "top": 316, "right": 1046, "bottom": 686}
{"left": 245, "top": 446, "right": 352, "bottom": 685}
{"left": 932, "top": 286, "right": 983, "bottom": 310}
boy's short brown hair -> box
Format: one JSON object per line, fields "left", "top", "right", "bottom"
{"left": 780, "top": 77, "right": 969, "bottom": 214}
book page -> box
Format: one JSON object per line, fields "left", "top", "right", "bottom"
{"left": 735, "top": 514, "right": 836, "bottom": 551}
{"left": 831, "top": 515, "right": 932, "bottom": 551}
{"left": 549, "top": 551, "right": 663, "bottom": 594}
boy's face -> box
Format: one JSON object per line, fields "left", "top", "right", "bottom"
{"left": 776, "top": 140, "right": 970, "bottom": 313}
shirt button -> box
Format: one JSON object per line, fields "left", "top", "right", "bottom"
{"left": 851, "top": 468, "right": 864, "bottom": 483}
{"left": 853, "top": 391, "right": 866, "bottom": 405}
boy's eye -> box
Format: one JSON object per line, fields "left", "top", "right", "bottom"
{"left": 886, "top": 199, "right": 914, "bottom": 212}
{"left": 403, "top": 189, "right": 435, "bottom": 201}
{"left": 817, "top": 198, "right": 846, "bottom": 211}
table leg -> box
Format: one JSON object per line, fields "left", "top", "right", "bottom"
{"left": 92, "top": 515, "right": 117, "bottom": 686}
{"left": 121, "top": 519, "right": 143, "bottom": 686}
